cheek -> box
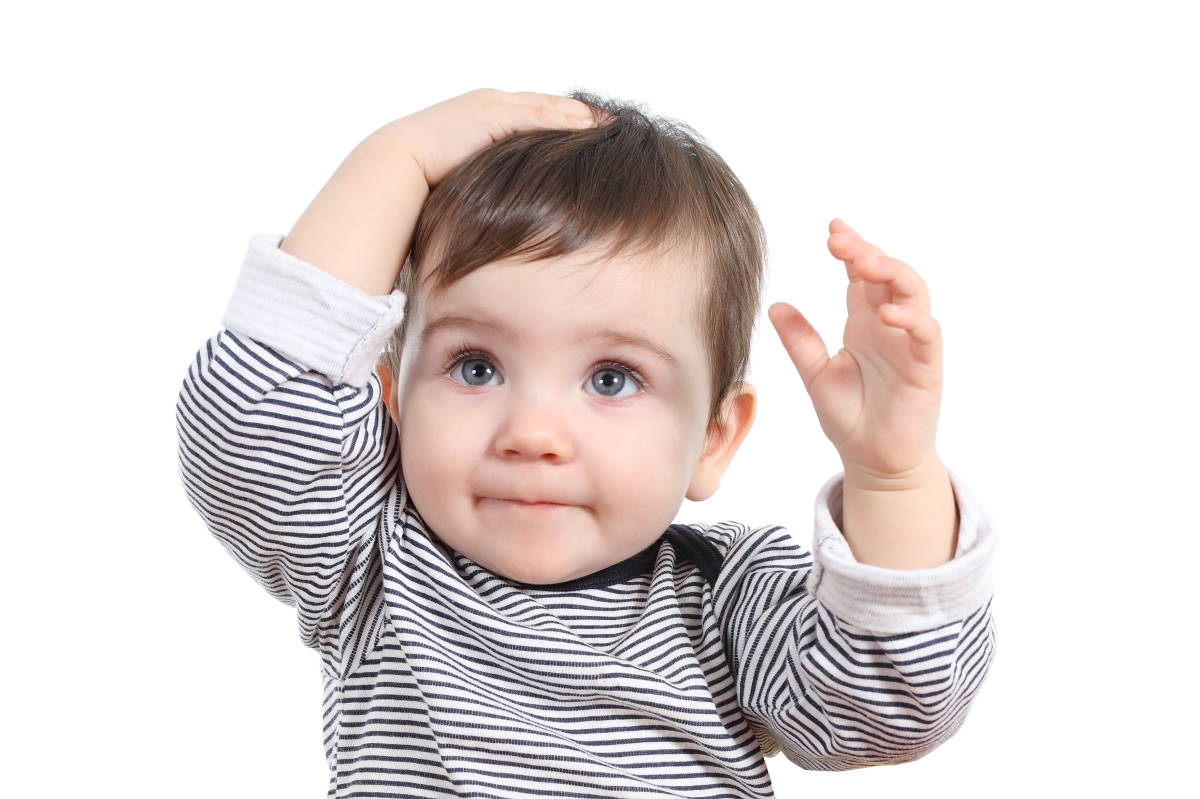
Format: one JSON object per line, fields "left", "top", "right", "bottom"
{"left": 586, "top": 407, "right": 698, "bottom": 518}
{"left": 397, "top": 387, "right": 485, "bottom": 514}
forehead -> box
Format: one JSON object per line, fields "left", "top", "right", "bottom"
{"left": 415, "top": 246, "right": 705, "bottom": 341}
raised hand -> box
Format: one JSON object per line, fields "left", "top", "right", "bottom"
{"left": 769, "top": 220, "right": 957, "bottom": 568}
{"left": 392, "top": 90, "right": 596, "bottom": 187}
{"left": 282, "top": 90, "right": 595, "bottom": 296}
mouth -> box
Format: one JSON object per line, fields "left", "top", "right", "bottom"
{"left": 490, "top": 498, "right": 571, "bottom": 509}
{"left": 478, "top": 496, "right": 586, "bottom": 513}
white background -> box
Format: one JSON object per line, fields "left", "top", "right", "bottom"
{"left": 2, "top": 1, "right": 1197, "bottom": 796}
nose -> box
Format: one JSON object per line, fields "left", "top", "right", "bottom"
{"left": 493, "top": 398, "right": 575, "bottom": 463}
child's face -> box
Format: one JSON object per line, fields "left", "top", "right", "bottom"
{"left": 388, "top": 248, "right": 753, "bottom": 585}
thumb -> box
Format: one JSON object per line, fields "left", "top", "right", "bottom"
{"left": 768, "top": 302, "right": 830, "bottom": 392}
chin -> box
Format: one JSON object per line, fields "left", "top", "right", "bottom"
{"left": 484, "top": 543, "right": 602, "bottom": 586}
{"left": 491, "top": 556, "right": 578, "bottom": 586}
{"left": 468, "top": 513, "right": 601, "bottom": 585}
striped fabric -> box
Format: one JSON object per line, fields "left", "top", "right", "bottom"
{"left": 176, "top": 241, "right": 996, "bottom": 798}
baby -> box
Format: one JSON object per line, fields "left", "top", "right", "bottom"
{"left": 178, "top": 90, "right": 995, "bottom": 797}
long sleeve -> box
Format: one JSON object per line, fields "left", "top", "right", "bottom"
{"left": 713, "top": 473, "right": 996, "bottom": 770}
{"left": 176, "top": 235, "right": 406, "bottom": 679}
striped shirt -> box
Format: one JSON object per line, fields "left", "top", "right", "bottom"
{"left": 176, "top": 236, "right": 997, "bottom": 798}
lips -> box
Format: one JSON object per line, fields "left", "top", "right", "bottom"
{"left": 474, "top": 479, "right": 585, "bottom": 508}
{"left": 474, "top": 487, "right": 590, "bottom": 511}
{"left": 482, "top": 497, "right": 575, "bottom": 508}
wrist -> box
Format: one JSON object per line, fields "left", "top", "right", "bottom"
{"left": 839, "top": 458, "right": 959, "bottom": 569}
{"left": 369, "top": 120, "right": 432, "bottom": 183}
{"left": 841, "top": 454, "right": 947, "bottom": 493}
{"left": 281, "top": 125, "right": 429, "bottom": 297}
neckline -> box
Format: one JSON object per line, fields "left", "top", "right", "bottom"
{"left": 506, "top": 539, "right": 662, "bottom": 592}
{"left": 405, "top": 500, "right": 666, "bottom": 592}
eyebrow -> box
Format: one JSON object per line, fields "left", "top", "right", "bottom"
{"left": 419, "top": 315, "right": 507, "bottom": 345}
{"left": 587, "top": 330, "right": 680, "bottom": 368}
{"left": 420, "top": 315, "right": 680, "bottom": 368}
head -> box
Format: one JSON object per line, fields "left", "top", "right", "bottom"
{"left": 379, "top": 92, "right": 765, "bottom": 584}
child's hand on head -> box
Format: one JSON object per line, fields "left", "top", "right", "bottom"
{"left": 281, "top": 90, "right": 595, "bottom": 296}
{"left": 388, "top": 90, "right": 597, "bottom": 186}
{"left": 769, "top": 220, "right": 956, "bottom": 569}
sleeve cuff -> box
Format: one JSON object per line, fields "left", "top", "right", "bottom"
{"left": 221, "top": 234, "right": 405, "bottom": 387}
{"left": 808, "top": 469, "right": 996, "bottom": 634}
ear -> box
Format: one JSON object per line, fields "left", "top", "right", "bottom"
{"left": 686, "top": 383, "right": 757, "bottom": 502}
{"left": 376, "top": 363, "right": 402, "bottom": 428}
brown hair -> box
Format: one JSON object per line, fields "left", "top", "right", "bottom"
{"left": 383, "top": 91, "right": 766, "bottom": 427}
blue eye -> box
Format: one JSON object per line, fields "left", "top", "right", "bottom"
{"left": 587, "top": 368, "right": 636, "bottom": 397}
{"left": 457, "top": 358, "right": 501, "bottom": 386}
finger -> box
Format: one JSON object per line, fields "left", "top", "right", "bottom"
{"left": 510, "top": 105, "right": 595, "bottom": 133}
{"left": 463, "top": 90, "right": 594, "bottom": 139}
{"left": 829, "top": 218, "right": 860, "bottom": 238}
{"left": 845, "top": 279, "right": 871, "bottom": 315}
{"left": 827, "top": 221, "right": 887, "bottom": 285}
{"left": 768, "top": 302, "right": 830, "bottom": 391}
{"left": 878, "top": 304, "right": 943, "bottom": 353}
{"left": 508, "top": 91, "right": 595, "bottom": 120}
{"left": 505, "top": 92, "right": 596, "bottom": 129}
{"left": 828, "top": 230, "right": 887, "bottom": 268}
{"left": 517, "top": 93, "right": 615, "bottom": 128}
{"left": 852, "top": 255, "right": 931, "bottom": 313}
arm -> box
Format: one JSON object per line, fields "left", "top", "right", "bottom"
{"left": 723, "top": 221, "right": 993, "bottom": 765}
{"left": 280, "top": 89, "right": 594, "bottom": 294}
{"left": 769, "top": 219, "right": 957, "bottom": 569}
{"left": 714, "top": 473, "right": 995, "bottom": 769}
{"left": 176, "top": 238, "right": 404, "bottom": 679}
{"left": 178, "top": 91, "right": 594, "bottom": 676}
